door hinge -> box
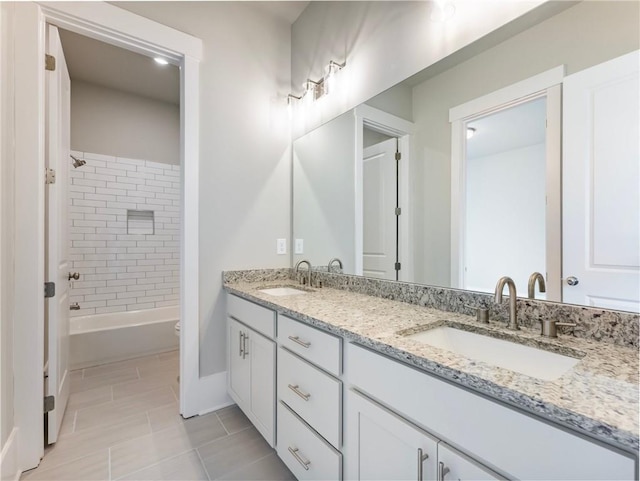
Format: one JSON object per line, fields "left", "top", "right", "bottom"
{"left": 395, "top": 207, "right": 402, "bottom": 216}
{"left": 395, "top": 152, "right": 401, "bottom": 161}
{"left": 45, "top": 54, "right": 56, "bottom": 71}
{"left": 44, "top": 395, "right": 55, "bottom": 413}
{"left": 45, "top": 168, "right": 56, "bottom": 184}
{"left": 44, "top": 282, "right": 55, "bottom": 298}
{"left": 395, "top": 262, "right": 402, "bottom": 271}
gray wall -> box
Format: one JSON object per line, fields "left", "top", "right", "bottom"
{"left": 70, "top": 80, "right": 179, "bottom": 165}
{"left": 410, "top": 0, "right": 640, "bottom": 286}
{"left": 115, "top": 2, "right": 292, "bottom": 377}
{"left": 290, "top": 1, "right": 545, "bottom": 138}
{"left": 293, "top": 111, "right": 356, "bottom": 271}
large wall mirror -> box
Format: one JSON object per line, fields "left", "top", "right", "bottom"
{"left": 293, "top": 1, "right": 640, "bottom": 313}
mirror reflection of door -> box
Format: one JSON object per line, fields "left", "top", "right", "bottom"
{"left": 363, "top": 133, "right": 399, "bottom": 280}
{"left": 562, "top": 51, "right": 640, "bottom": 313}
{"left": 463, "top": 98, "right": 547, "bottom": 296}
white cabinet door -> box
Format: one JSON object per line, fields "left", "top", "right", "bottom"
{"left": 248, "top": 329, "right": 275, "bottom": 446}
{"left": 346, "top": 389, "right": 438, "bottom": 481}
{"left": 437, "top": 443, "right": 502, "bottom": 481}
{"left": 228, "top": 318, "right": 250, "bottom": 408}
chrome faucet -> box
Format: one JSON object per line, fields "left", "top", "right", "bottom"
{"left": 328, "top": 257, "right": 343, "bottom": 273}
{"left": 295, "top": 259, "right": 312, "bottom": 286}
{"left": 494, "top": 276, "right": 519, "bottom": 330}
{"left": 527, "top": 272, "right": 546, "bottom": 299}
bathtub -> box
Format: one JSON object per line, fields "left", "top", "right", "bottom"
{"left": 69, "top": 306, "right": 180, "bottom": 370}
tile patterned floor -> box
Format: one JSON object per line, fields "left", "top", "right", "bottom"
{"left": 21, "top": 351, "right": 295, "bottom": 481}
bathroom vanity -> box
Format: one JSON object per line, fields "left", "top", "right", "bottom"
{"left": 224, "top": 270, "right": 639, "bottom": 481}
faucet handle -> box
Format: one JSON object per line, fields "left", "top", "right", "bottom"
{"left": 538, "top": 319, "right": 577, "bottom": 338}
{"left": 464, "top": 305, "right": 490, "bottom": 324}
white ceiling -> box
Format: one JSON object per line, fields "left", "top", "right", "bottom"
{"left": 59, "top": 29, "right": 180, "bottom": 105}
{"left": 466, "top": 97, "right": 546, "bottom": 159}
{"left": 58, "top": 2, "right": 310, "bottom": 106}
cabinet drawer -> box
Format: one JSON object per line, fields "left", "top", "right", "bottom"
{"left": 278, "top": 347, "right": 342, "bottom": 448}
{"left": 346, "top": 343, "right": 636, "bottom": 480}
{"left": 227, "top": 294, "right": 275, "bottom": 339}
{"left": 278, "top": 315, "right": 341, "bottom": 376}
{"left": 277, "top": 401, "right": 342, "bottom": 481}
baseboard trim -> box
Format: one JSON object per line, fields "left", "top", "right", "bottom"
{"left": 0, "top": 428, "right": 21, "bottom": 481}
{"left": 180, "top": 369, "right": 232, "bottom": 418}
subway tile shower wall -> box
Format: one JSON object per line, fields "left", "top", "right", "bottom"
{"left": 68, "top": 151, "right": 180, "bottom": 317}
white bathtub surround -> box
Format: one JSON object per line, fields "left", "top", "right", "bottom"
{"left": 69, "top": 306, "right": 179, "bottom": 369}
{"left": 68, "top": 151, "right": 180, "bottom": 316}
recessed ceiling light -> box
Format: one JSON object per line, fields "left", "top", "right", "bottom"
{"left": 467, "top": 127, "right": 476, "bottom": 139}
{"left": 154, "top": 57, "right": 169, "bottom": 66}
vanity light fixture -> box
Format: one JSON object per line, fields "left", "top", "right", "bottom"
{"left": 287, "top": 94, "right": 302, "bottom": 105}
{"left": 430, "top": 0, "right": 456, "bottom": 22}
{"left": 154, "top": 57, "right": 169, "bottom": 66}
{"left": 324, "top": 60, "right": 346, "bottom": 95}
{"left": 287, "top": 59, "right": 347, "bottom": 106}
{"left": 304, "top": 78, "right": 322, "bottom": 102}
{"left": 466, "top": 127, "right": 476, "bottom": 139}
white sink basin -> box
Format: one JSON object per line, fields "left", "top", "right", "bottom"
{"left": 406, "top": 326, "right": 580, "bottom": 381}
{"left": 259, "top": 287, "right": 308, "bottom": 296}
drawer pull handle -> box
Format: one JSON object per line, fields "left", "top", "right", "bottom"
{"left": 239, "top": 332, "right": 244, "bottom": 357}
{"left": 288, "top": 446, "right": 311, "bottom": 471}
{"left": 288, "top": 335, "right": 311, "bottom": 348}
{"left": 438, "top": 462, "right": 450, "bottom": 481}
{"left": 417, "top": 448, "right": 429, "bottom": 481}
{"left": 242, "top": 332, "right": 249, "bottom": 359}
{"left": 288, "top": 384, "right": 311, "bottom": 401}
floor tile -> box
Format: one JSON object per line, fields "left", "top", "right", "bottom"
{"left": 157, "top": 350, "right": 179, "bottom": 362}
{"left": 70, "top": 367, "right": 139, "bottom": 394}
{"left": 110, "top": 412, "right": 227, "bottom": 479}
{"left": 21, "top": 450, "right": 109, "bottom": 481}
{"left": 116, "top": 450, "right": 208, "bottom": 481}
{"left": 217, "top": 453, "right": 295, "bottom": 481}
{"left": 137, "top": 358, "right": 179, "bottom": 379}
{"left": 58, "top": 410, "right": 76, "bottom": 437}
{"left": 36, "top": 413, "right": 151, "bottom": 472}
{"left": 112, "top": 372, "right": 178, "bottom": 401}
{"left": 215, "top": 405, "right": 252, "bottom": 434}
{"left": 198, "top": 427, "right": 274, "bottom": 480}
{"left": 74, "top": 386, "right": 176, "bottom": 432}
{"left": 81, "top": 355, "right": 159, "bottom": 378}
{"left": 67, "top": 385, "right": 112, "bottom": 411}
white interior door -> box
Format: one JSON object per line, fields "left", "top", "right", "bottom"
{"left": 563, "top": 50, "right": 640, "bottom": 312}
{"left": 45, "top": 24, "right": 71, "bottom": 444}
{"left": 363, "top": 138, "right": 398, "bottom": 280}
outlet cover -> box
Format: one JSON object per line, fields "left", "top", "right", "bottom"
{"left": 277, "top": 238, "right": 287, "bottom": 255}
{"left": 295, "top": 238, "right": 304, "bottom": 254}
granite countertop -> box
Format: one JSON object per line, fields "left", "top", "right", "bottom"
{"left": 224, "top": 278, "right": 639, "bottom": 453}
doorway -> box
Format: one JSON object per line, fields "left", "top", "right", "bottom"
{"left": 11, "top": 3, "right": 201, "bottom": 470}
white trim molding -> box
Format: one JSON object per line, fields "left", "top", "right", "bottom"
{"left": 449, "top": 65, "right": 565, "bottom": 122}
{"left": 12, "top": 1, "right": 203, "bottom": 471}
{"left": 0, "top": 428, "right": 21, "bottom": 481}
{"left": 449, "top": 67, "right": 564, "bottom": 296}
{"left": 353, "top": 105, "right": 415, "bottom": 281}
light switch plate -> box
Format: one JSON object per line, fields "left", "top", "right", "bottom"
{"left": 277, "top": 238, "right": 287, "bottom": 255}
{"left": 295, "top": 238, "right": 304, "bottom": 254}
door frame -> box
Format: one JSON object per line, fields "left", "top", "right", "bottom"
{"left": 13, "top": 2, "right": 202, "bottom": 470}
{"left": 354, "top": 105, "right": 414, "bottom": 282}
{"left": 449, "top": 65, "right": 564, "bottom": 300}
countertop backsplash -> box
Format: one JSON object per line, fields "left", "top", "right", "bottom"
{"left": 222, "top": 268, "right": 639, "bottom": 348}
